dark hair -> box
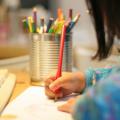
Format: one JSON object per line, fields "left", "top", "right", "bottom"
{"left": 86, "top": 0, "right": 120, "bottom": 60}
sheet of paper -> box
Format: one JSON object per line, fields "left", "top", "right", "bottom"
{"left": 1, "top": 86, "right": 74, "bottom": 120}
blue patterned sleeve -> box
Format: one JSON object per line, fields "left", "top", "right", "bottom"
{"left": 85, "top": 66, "right": 114, "bottom": 89}
{"left": 72, "top": 67, "right": 120, "bottom": 120}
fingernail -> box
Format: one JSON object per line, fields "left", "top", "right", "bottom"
{"left": 53, "top": 87, "right": 60, "bottom": 92}
{"left": 49, "top": 84, "right": 54, "bottom": 89}
{"left": 49, "top": 85, "right": 60, "bottom": 92}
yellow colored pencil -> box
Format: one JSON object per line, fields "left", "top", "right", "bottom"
{"left": 28, "top": 17, "right": 33, "bottom": 33}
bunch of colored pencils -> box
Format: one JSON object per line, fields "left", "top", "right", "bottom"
{"left": 22, "top": 8, "right": 80, "bottom": 34}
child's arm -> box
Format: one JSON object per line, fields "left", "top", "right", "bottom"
{"left": 85, "top": 66, "right": 114, "bottom": 89}
{"left": 73, "top": 68, "right": 120, "bottom": 120}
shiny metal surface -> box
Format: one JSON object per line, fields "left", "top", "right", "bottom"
{"left": 29, "top": 33, "right": 72, "bottom": 83}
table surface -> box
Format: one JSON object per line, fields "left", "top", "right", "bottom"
{"left": 9, "top": 70, "right": 31, "bottom": 102}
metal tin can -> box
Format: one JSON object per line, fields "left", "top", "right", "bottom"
{"left": 29, "top": 33, "right": 72, "bottom": 85}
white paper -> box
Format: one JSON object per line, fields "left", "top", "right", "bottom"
{"left": 1, "top": 86, "right": 73, "bottom": 120}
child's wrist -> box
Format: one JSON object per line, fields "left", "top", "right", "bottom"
{"left": 74, "top": 72, "right": 86, "bottom": 93}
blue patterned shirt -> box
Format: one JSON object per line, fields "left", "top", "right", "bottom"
{"left": 73, "top": 66, "right": 120, "bottom": 120}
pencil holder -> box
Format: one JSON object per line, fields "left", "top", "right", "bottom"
{"left": 29, "top": 33, "right": 72, "bottom": 85}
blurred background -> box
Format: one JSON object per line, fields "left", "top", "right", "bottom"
{"left": 0, "top": 0, "right": 119, "bottom": 71}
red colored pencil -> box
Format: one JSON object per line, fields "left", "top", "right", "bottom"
{"left": 56, "top": 25, "right": 66, "bottom": 79}
{"left": 52, "top": 21, "right": 70, "bottom": 93}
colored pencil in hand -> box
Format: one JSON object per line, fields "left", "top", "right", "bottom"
{"left": 53, "top": 21, "right": 70, "bottom": 101}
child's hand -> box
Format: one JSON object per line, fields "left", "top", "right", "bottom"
{"left": 45, "top": 72, "right": 85, "bottom": 99}
{"left": 57, "top": 96, "right": 81, "bottom": 113}
{"left": 45, "top": 76, "right": 63, "bottom": 99}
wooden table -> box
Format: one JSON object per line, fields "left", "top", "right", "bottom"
{"left": 9, "top": 70, "right": 31, "bottom": 102}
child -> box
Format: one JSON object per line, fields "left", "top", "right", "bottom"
{"left": 45, "top": 0, "right": 120, "bottom": 120}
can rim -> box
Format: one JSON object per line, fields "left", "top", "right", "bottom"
{"left": 30, "top": 32, "right": 72, "bottom": 36}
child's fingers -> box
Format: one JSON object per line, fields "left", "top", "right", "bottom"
{"left": 57, "top": 97, "right": 77, "bottom": 113}
{"left": 45, "top": 76, "right": 56, "bottom": 86}
{"left": 57, "top": 102, "right": 72, "bottom": 113}
{"left": 45, "top": 86, "right": 63, "bottom": 99}
{"left": 49, "top": 77, "right": 65, "bottom": 91}
{"left": 45, "top": 86, "right": 56, "bottom": 99}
